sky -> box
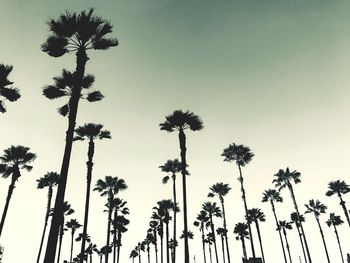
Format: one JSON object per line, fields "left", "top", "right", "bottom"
{"left": 1, "top": 0, "right": 350, "bottom": 262}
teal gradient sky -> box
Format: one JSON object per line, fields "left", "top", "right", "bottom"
{"left": 1, "top": 0, "right": 350, "bottom": 262}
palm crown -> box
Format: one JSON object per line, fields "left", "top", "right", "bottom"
{"left": 202, "top": 202, "right": 221, "bottom": 218}
{"left": 221, "top": 143, "right": 254, "bottom": 167}
{"left": 262, "top": 189, "right": 283, "bottom": 203}
{"left": 193, "top": 210, "right": 209, "bottom": 228}
{"left": 94, "top": 176, "right": 127, "bottom": 197}
{"left": 37, "top": 172, "right": 60, "bottom": 189}
{"left": 279, "top": 220, "right": 292, "bottom": 230}
{"left": 0, "top": 64, "right": 20, "bottom": 113}
{"left": 273, "top": 167, "right": 301, "bottom": 190}
{"left": 66, "top": 219, "right": 82, "bottom": 232}
{"left": 74, "top": 123, "right": 111, "bottom": 141}
{"left": 159, "top": 159, "right": 183, "bottom": 184}
{"left": 290, "top": 212, "right": 305, "bottom": 226}
{"left": 246, "top": 208, "right": 266, "bottom": 224}
{"left": 305, "top": 199, "right": 327, "bottom": 218}
{"left": 326, "top": 180, "right": 350, "bottom": 196}
{"left": 234, "top": 223, "right": 249, "bottom": 240}
{"left": 208, "top": 182, "right": 231, "bottom": 200}
{"left": 159, "top": 110, "right": 203, "bottom": 132}
{"left": 326, "top": 213, "right": 343, "bottom": 227}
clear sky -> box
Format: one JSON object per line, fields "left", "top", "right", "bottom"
{"left": 0, "top": 0, "right": 350, "bottom": 262}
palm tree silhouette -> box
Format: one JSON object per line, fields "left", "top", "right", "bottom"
{"left": 233, "top": 222, "right": 249, "bottom": 260}
{"left": 222, "top": 143, "right": 256, "bottom": 258}
{"left": 290, "top": 212, "right": 307, "bottom": 263}
{"left": 130, "top": 249, "right": 138, "bottom": 263}
{"left": 112, "top": 215, "right": 130, "bottom": 263}
{"left": 152, "top": 206, "right": 164, "bottom": 263}
{"left": 326, "top": 180, "right": 350, "bottom": 228}
{"left": 262, "top": 189, "right": 287, "bottom": 263}
{"left": 208, "top": 182, "right": 231, "bottom": 263}
{"left": 305, "top": 199, "right": 330, "bottom": 263}
{"left": 144, "top": 233, "right": 153, "bottom": 263}
{"left": 0, "top": 64, "right": 21, "bottom": 113}
{"left": 279, "top": 220, "right": 293, "bottom": 263}
{"left": 273, "top": 168, "right": 312, "bottom": 263}
{"left": 36, "top": 172, "right": 60, "bottom": 263}
{"left": 159, "top": 159, "right": 182, "bottom": 263}
{"left": 94, "top": 176, "right": 127, "bottom": 263}
{"left": 216, "top": 228, "right": 227, "bottom": 263}
{"left": 326, "top": 213, "right": 345, "bottom": 263}
{"left": 205, "top": 232, "right": 214, "bottom": 263}
{"left": 160, "top": 110, "right": 203, "bottom": 263}
{"left": 0, "top": 145, "right": 36, "bottom": 237}
{"left": 66, "top": 219, "right": 82, "bottom": 263}
{"left": 74, "top": 123, "right": 111, "bottom": 262}
{"left": 194, "top": 210, "right": 209, "bottom": 263}
{"left": 246, "top": 208, "right": 266, "bottom": 263}
{"left": 149, "top": 220, "right": 159, "bottom": 263}
{"left": 41, "top": 9, "right": 118, "bottom": 261}
{"left": 202, "top": 202, "right": 221, "bottom": 263}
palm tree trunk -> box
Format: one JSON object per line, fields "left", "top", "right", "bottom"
{"left": 112, "top": 230, "right": 117, "bottom": 263}
{"left": 171, "top": 175, "right": 177, "bottom": 263}
{"left": 178, "top": 129, "right": 190, "bottom": 263}
{"left": 138, "top": 248, "right": 141, "bottom": 263}
{"left": 166, "top": 222, "right": 170, "bottom": 263}
{"left": 201, "top": 226, "right": 207, "bottom": 263}
{"left": 288, "top": 185, "right": 312, "bottom": 263}
{"left": 80, "top": 139, "right": 95, "bottom": 263}
{"left": 208, "top": 240, "right": 213, "bottom": 263}
{"left": 160, "top": 225, "right": 164, "bottom": 263}
{"left": 209, "top": 216, "right": 219, "bottom": 263}
{"left": 238, "top": 165, "right": 256, "bottom": 258}
{"left": 106, "top": 196, "right": 113, "bottom": 263}
{"left": 241, "top": 237, "right": 247, "bottom": 260}
{"left": 220, "top": 198, "right": 230, "bottom": 263}
{"left": 0, "top": 175, "right": 17, "bottom": 237}
{"left": 334, "top": 225, "right": 344, "bottom": 263}
{"left": 338, "top": 194, "right": 350, "bottom": 228}
{"left": 116, "top": 231, "right": 122, "bottom": 263}
{"left": 153, "top": 229, "right": 158, "bottom": 263}
{"left": 70, "top": 231, "right": 74, "bottom": 263}
{"left": 254, "top": 220, "right": 265, "bottom": 263}
{"left": 220, "top": 235, "right": 225, "bottom": 263}
{"left": 315, "top": 218, "right": 330, "bottom": 263}
{"left": 147, "top": 244, "right": 150, "bottom": 263}
{"left": 44, "top": 49, "right": 88, "bottom": 263}
{"left": 37, "top": 187, "right": 53, "bottom": 263}
{"left": 57, "top": 226, "right": 64, "bottom": 263}
{"left": 283, "top": 229, "right": 292, "bottom": 263}
{"left": 294, "top": 224, "right": 307, "bottom": 263}
{"left": 271, "top": 201, "right": 287, "bottom": 263}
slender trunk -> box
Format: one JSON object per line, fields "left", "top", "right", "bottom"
{"left": 44, "top": 49, "right": 88, "bottom": 263}
{"left": 220, "top": 235, "right": 225, "bottom": 263}
{"left": 294, "top": 223, "right": 307, "bottom": 263}
{"left": 70, "top": 231, "right": 75, "bottom": 263}
{"left": 208, "top": 240, "right": 213, "bottom": 263}
{"left": 116, "top": 231, "right": 121, "bottom": 263}
{"left": 238, "top": 164, "right": 256, "bottom": 258}
{"left": 315, "top": 217, "right": 330, "bottom": 263}
{"left": 271, "top": 201, "right": 287, "bottom": 263}
{"left": 209, "top": 216, "right": 219, "bottom": 263}
{"left": 57, "top": 226, "right": 64, "bottom": 263}
{"left": 154, "top": 229, "right": 158, "bottom": 263}
{"left": 220, "top": 198, "right": 230, "bottom": 263}
{"left": 90, "top": 253, "right": 92, "bottom": 263}
{"left": 201, "top": 225, "right": 207, "bottom": 263}
{"left": 112, "top": 230, "right": 116, "bottom": 263}
{"left": 160, "top": 224, "right": 164, "bottom": 263}
{"left": 254, "top": 220, "right": 265, "bottom": 263}
{"left": 80, "top": 139, "right": 95, "bottom": 263}
{"left": 178, "top": 129, "right": 189, "bottom": 263}
{"left": 171, "top": 175, "right": 177, "bottom": 263}
{"left": 338, "top": 194, "right": 350, "bottom": 228}
{"left": 283, "top": 229, "right": 292, "bottom": 263}
{"left": 100, "top": 255, "right": 102, "bottom": 263}
{"left": 241, "top": 237, "right": 247, "bottom": 260}
{"left": 334, "top": 225, "right": 344, "bottom": 263}
{"left": 147, "top": 244, "right": 150, "bottom": 263}
{"left": 288, "top": 185, "right": 312, "bottom": 263}
{"left": 106, "top": 194, "right": 113, "bottom": 263}
{"left": 166, "top": 222, "right": 170, "bottom": 263}
{"left": 138, "top": 248, "right": 141, "bottom": 263}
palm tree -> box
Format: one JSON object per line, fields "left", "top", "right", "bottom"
{"left": 222, "top": 143, "right": 256, "bottom": 258}
{"left": 279, "top": 221, "right": 293, "bottom": 263}
{"left": 94, "top": 176, "right": 127, "bottom": 263}
{"left": 36, "top": 172, "right": 60, "bottom": 263}
{"left": 136, "top": 242, "right": 145, "bottom": 263}
{"left": 160, "top": 110, "right": 203, "bottom": 263}
{"left": 152, "top": 208, "right": 164, "bottom": 263}
{"left": 290, "top": 212, "right": 307, "bottom": 263}
{"left": 194, "top": 210, "right": 209, "bottom": 263}
{"left": 216, "top": 228, "right": 226, "bottom": 263}
{"left": 305, "top": 199, "right": 330, "bottom": 263}
{"left": 208, "top": 182, "right": 231, "bottom": 263}
{"left": 74, "top": 123, "right": 111, "bottom": 262}
{"left": 262, "top": 189, "right": 287, "bottom": 263}
{"left": 130, "top": 249, "right": 138, "bottom": 263}
{"left": 326, "top": 180, "right": 350, "bottom": 227}
{"left": 42, "top": 9, "right": 118, "bottom": 261}
{"left": 0, "top": 145, "right": 36, "bottom": 237}
{"left": 0, "top": 64, "right": 20, "bottom": 113}
{"left": 247, "top": 208, "right": 266, "bottom": 263}
{"left": 66, "top": 219, "right": 82, "bottom": 263}
{"left": 145, "top": 232, "right": 155, "bottom": 263}
{"left": 205, "top": 233, "right": 214, "bottom": 263}
{"left": 326, "top": 213, "right": 344, "bottom": 263}
{"left": 159, "top": 159, "right": 182, "bottom": 263}
{"left": 202, "top": 202, "right": 221, "bottom": 263}
{"left": 112, "top": 215, "right": 130, "bottom": 263}
{"left": 149, "top": 220, "right": 159, "bottom": 263}
{"left": 273, "top": 168, "right": 312, "bottom": 263}
{"left": 56, "top": 202, "right": 74, "bottom": 263}
{"left": 233, "top": 222, "right": 249, "bottom": 260}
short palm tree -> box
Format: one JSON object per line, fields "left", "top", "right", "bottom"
{"left": 66, "top": 219, "right": 82, "bottom": 263}
{"left": 42, "top": 9, "right": 118, "bottom": 261}
{"left": 130, "top": 249, "right": 138, "bottom": 263}
{"left": 262, "top": 189, "right": 287, "bottom": 263}
{"left": 74, "top": 123, "right": 111, "bottom": 262}
{"left": 273, "top": 168, "right": 312, "bottom": 263}
{"left": 160, "top": 110, "right": 203, "bottom": 263}
{"left": 326, "top": 213, "right": 344, "bottom": 263}
{"left": 247, "top": 208, "right": 266, "bottom": 263}
{"left": 94, "top": 176, "right": 127, "bottom": 263}
{"left": 205, "top": 232, "right": 214, "bottom": 263}
{"left": 326, "top": 180, "right": 350, "bottom": 228}
{"left": 0, "top": 64, "right": 21, "bottom": 113}
{"left": 290, "top": 212, "right": 307, "bottom": 263}
{"left": 305, "top": 199, "right": 330, "bottom": 263}
{"left": 152, "top": 207, "right": 164, "bottom": 263}
{"left": 208, "top": 182, "right": 231, "bottom": 263}
{"left": 0, "top": 145, "right": 36, "bottom": 237}
{"left": 222, "top": 143, "right": 256, "bottom": 258}
{"left": 234, "top": 222, "right": 249, "bottom": 260}
{"left": 279, "top": 220, "right": 293, "bottom": 263}
{"left": 149, "top": 220, "right": 159, "bottom": 263}
{"left": 36, "top": 172, "right": 60, "bottom": 263}
{"left": 194, "top": 210, "right": 209, "bottom": 263}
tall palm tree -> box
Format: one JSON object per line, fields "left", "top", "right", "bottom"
{"left": 0, "top": 64, "right": 21, "bottom": 113}
{"left": 74, "top": 123, "right": 111, "bottom": 262}
{"left": 290, "top": 212, "right": 307, "bottom": 263}
{"left": 305, "top": 199, "right": 330, "bottom": 263}
{"left": 149, "top": 220, "right": 159, "bottom": 263}
{"left": 326, "top": 213, "right": 344, "bottom": 263}
{"left": 160, "top": 110, "right": 203, "bottom": 263}
{"left": 262, "top": 189, "right": 287, "bottom": 263}
{"left": 273, "top": 168, "right": 312, "bottom": 263}
{"left": 42, "top": 9, "right": 118, "bottom": 261}
{"left": 194, "top": 210, "right": 209, "bottom": 263}
{"left": 208, "top": 182, "right": 231, "bottom": 263}
{"left": 66, "top": 219, "right": 82, "bottom": 263}
{"left": 222, "top": 143, "right": 256, "bottom": 258}
{"left": 279, "top": 221, "right": 293, "bottom": 263}
{"left": 216, "top": 228, "right": 227, "bottom": 263}
{"left": 36, "top": 172, "right": 60, "bottom": 263}
{"left": 202, "top": 202, "right": 221, "bottom": 263}
{"left": 326, "top": 180, "right": 350, "bottom": 227}
{"left": 0, "top": 145, "right": 36, "bottom": 237}
{"left": 233, "top": 222, "right": 249, "bottom": 260}
{"left": 159, "top": 200, "right": 175, "bottom": 263}
{"left": 94, "top": 176, "right": 127, "bottom": 263}
{"left": 247, "top": 208, "right": 266, "bottom": 263}
{"left": 159, "top": 159, "right": 182, "bottom": 263}
{"left": 152, "top": 207, "right": 164, "bottom": 263}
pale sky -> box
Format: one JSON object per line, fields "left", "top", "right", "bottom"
{"left": 1, "top": 0, "right": 350, "bottom": 262}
